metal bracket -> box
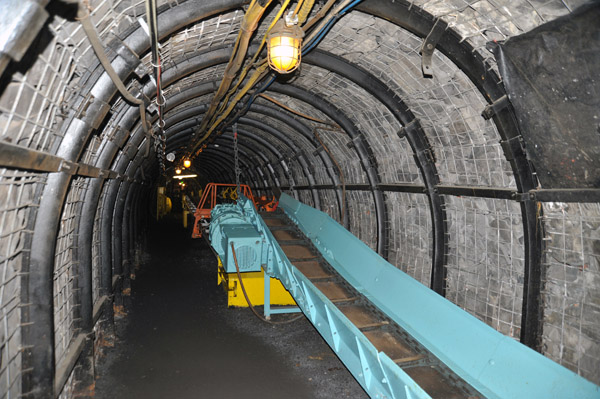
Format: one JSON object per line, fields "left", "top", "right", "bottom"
{"left": 518, "top": 188, "right": 600, "bottom": 203}
{"left": 420, "top": 19, "right": 448, "bottom": 78}
{"left": 500, "top": 135, "right": 526, "bottom": 161}
{"left": 72, "top": 94, "right": 110, "bottom": 131}
{"left": 59, "top": 159, "right": 77, "bottom": 175}
{"left": 514, "top": 192, "right": 534, "bottom": 202}
{"left": 77, "top": 163, "right": 102, "bottom": 178}
{"left": 290, "top": 149, "right": 306, "bottom": 162}
{"left": 114, "top": 40, "right": 141, "bottom": 76}
{"left": 312, "top": 145, "right": 325, "bottom": 156}
{"left": 346, "top": 135, "right": 364, "bottom": 150}
{"left": 482, "top": 95, "right": 509, "bottom": 120}
{"left": 397, "top": 119, "right": 418, "bottom": 139}
{"left": 415, "top": 147, "right": 436, "bottom": 164}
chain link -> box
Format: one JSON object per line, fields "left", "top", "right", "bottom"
{"left": 155, "top": 116, "right": 166, "bottom": 172}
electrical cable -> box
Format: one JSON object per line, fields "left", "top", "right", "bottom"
{"left": 190, "top": 0, "right": 273, "bottom": 155}
{"left": 145, "top": 0, "right": 167, "bottom": 173}
{"left": 302, "top": 0, "right": 335, "bottom": 31}
{"left": 258, "top": 94, "right": 339, "bottom": 126}
{"left": 303, "top": 0, "right": 363, "bottom": 53}
{"left": 228, "top": 73, "right": 276, "bottom": 126}
{"left": 293, "top": 0, "right": 305, "bottom": 16}
{"left": 220, "top": 0, "right": 292, "bottom": 110}
{"left": 231, "top": 242, "right": 304, "bottom": 324}
{"left": 198, "top": 0, "right": 364, "bottom": 151}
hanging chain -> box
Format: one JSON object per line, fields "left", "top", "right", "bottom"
{"left": 154, "top": 75, "right": 166, "bottom": 173}
{"left": 146, "top": 0, "right": 166, "bottom": 173}
{"left": 155, "top": 115, "right": 166, "bottom": 172}
{"left": 154, "top": 57, "right": 167, "bottom": 174}
{"left": 234, "top": 123, "right": 241, "bottom": 194}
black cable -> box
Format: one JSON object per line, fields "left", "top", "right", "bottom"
{"left": 230, "top": 242, "right": 304, "bottom": 324}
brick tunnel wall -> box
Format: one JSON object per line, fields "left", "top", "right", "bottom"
{"left": 0, "top": 0, "right": 598, "bottom": 397}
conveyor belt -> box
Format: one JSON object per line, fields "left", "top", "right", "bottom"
{"left": 208, "top": 193, "right": 599, "bottom": 399}
{"left": 261, "top": 210, "right": 483, "bottom": 399}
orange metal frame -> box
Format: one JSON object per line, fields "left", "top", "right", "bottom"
{"left": 192, "top": 183, "right": 256, "bottom": 238}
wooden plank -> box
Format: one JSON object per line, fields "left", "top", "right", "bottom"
{"left": 338, "top": 304, "right": 388, "bottom": 329}
{"left": 280, "top": 244, "right": 315, "bottom": 260}
{"left": 313, "top": 281, "right": 355, "bottom": 303}
{"left": 404, "top": 366, "right": 472, "bottom": 399}
{"left": 294, "top": 261, "right": 331, "bottom": 280}
{"left": 272, "top": 229, "right": 299, "bottom": 241}
{"left": 363, "top": 330, "right": 423, "bottom": 364}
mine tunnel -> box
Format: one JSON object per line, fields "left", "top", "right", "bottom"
{"left": 0, "top": 0, "right": 599, "bottom": 397}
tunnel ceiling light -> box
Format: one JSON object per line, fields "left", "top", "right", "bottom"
{"left": 173, "top": 174, "right": 198, "bottom": 179}
{"left": 267, "top": 14, "right": 304, "bottom": 74}
{"left": 183, "top": 158, "right": 191, "bottom": 168}
{"left": 175, "top": 168, "right": 182, "bottom": 174}
{"left": 166, "top": 152, "right": 175, "bottom": 162}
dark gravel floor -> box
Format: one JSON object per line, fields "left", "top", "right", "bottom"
{"left": 95, "top": 215, "right": 368, "bottom": 399}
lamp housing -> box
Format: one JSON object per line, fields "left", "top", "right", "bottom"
{"left": 267, "top": 19, "right": 304, "bottom": 74}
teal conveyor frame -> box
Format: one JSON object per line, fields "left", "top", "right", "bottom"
{"left": 210, "top": 193, "right": 600, "bottom": 399}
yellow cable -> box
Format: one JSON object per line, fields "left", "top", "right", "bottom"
{"left": 194, "top": 64, "right": 270, "bottom": 155}
{"left": 220, "top": 0, "right": 292, "bottom": 112}
{"left": 231, "top": 242, "right": 303, "bottom": 324}
{"left": 293, "top": 0, "right": 305, "bottom": 16}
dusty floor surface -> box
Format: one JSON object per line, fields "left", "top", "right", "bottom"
{"left": 95, "top": 215, "right": 368, "bottom": 398}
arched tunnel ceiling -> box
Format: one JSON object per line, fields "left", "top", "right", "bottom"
{"left": 0, "top": 0, "right": 598, "bottom": 397}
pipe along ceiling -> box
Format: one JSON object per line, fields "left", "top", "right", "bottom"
{"left": 0, "top": 0, "right": 598, "bottom": 397}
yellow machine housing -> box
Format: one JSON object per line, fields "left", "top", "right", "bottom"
{"left": 216, "top": 257, "right": 296, "bottom": 307}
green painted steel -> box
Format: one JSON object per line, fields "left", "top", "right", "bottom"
{"left": 277, "top": 193, "right": 600, "bottom": 399}
{"left": 208, "top": 193, "right": 600, "bottom": 399}
{"left": 208, "top": 201, "right": 263, "bottom": 273}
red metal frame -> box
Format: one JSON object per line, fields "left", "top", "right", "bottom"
{"left": 192, "top": 183, "right": 255, "bottom": 238}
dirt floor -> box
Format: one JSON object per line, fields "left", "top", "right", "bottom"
{"left": 94, "top": 215, "right": 368, "bottom": 399}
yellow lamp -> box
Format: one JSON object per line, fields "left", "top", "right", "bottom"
{"left": 175, "top": 168, "right": 182, "bottom": 175}
{"left": 183, "top": 159, "right": 191, "bottom": 168}
{"left": 267, "top": 19, "right": 304, "bottom": 74}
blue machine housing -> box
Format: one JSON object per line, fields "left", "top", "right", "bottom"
{"left": 208, "top": 198, "right": 264, "bottom": 273}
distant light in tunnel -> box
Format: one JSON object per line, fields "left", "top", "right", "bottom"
{"left": 183, "top": 159, "right": 191, "bottom": 168}
{"left": 214, "top": 144, "right": 219, "bottom": 148}
{"left": 173, "top": 174, "right": 197, "bottom": 179}
{"left": 175, "top": 168, "right": 182, "bottom": 174}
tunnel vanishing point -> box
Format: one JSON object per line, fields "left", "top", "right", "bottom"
{"left": 0, "top": 0, "right": 599, "bottom": 397}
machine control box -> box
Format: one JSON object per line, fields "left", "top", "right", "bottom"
{"left": 221, "top": 224, "right": 263, "bottom": 273}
